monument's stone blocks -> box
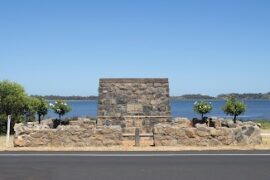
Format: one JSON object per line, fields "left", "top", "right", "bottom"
{"left": 97, "top": 78, "right": 171, "bottom": 131}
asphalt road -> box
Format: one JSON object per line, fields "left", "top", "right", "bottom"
{"left": 0, "top": 151, "right": 270, "bottom": 180}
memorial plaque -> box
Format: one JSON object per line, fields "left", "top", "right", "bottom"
{"left": 127, "top": 104, "right": 134, "bottom": 113}
{"left": 134, "top": 104, "right": 143, "bottom": 113}
{"left": 127, "top": 104, "right": 143, "bottom": 114}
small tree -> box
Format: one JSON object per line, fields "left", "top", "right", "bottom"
{"left": 50, "top": 100, "right": 71, "bottom": 120}
{"left": 36, "top": 98, "right": 49, "bottom": 124}
{"left": 223, "top": 96, "right": 246, "bottom": 123}
{"left": 0, "top": 80, "right": 33, "bottom": 133}
{"left": 22, "top": 96, "right": 38, "bottom": 123}
{"left": 193, "top": 101, "right": 213, "bottom": 120}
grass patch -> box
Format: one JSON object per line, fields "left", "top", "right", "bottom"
{"left": 253, "top": 120, "right": 270, "bottom": 129}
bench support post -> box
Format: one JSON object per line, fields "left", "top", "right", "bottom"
{"left": 135, "top": 128, "right": 140, "bottom": 147}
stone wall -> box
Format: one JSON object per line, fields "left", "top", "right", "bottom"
{"left": 13, "top": 118, "right": 262, "bottom": 147}
{"left": 98, "top": 78, "right": 171, "bottom": 131}
{"left": 13, "top": 121, "right": 122, "bottom": 147}
{"left": 154, "top": 119, "right": 262, "bottom": 146}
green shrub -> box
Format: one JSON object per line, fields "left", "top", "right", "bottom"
{"left": 193, "top": 101, "right": 213, "bottom": 120}
{"left": 50, "top": 100, "right": 71, "bottom": 120}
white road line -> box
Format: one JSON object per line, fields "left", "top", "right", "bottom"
{"left": 0, "top": 154, "right": 270, "bottom": 157}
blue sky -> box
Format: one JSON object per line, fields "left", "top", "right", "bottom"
{"left": 0, "top": 0, "right": 269, "bottom": 96}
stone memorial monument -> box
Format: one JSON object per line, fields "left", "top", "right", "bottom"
{"left": 13, "top": 78, "right": 262, "bottom": 147}
{"left": 97, "top": 78, "right": 171, "bottom": 133}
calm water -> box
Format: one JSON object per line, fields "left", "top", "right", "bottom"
{"left": 47, "top": 100, "right": 270, "bottom": 120}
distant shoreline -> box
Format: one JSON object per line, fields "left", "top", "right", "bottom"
{"left": 31, "top": 93, "right": 270, "bottom": 101}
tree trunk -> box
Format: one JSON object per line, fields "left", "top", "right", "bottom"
{"left": 201, "top": 113, "right": 204, "bottom": 120}
{"left": 38, "top": 114, "right": 41, "bottom": 124}
{"left": 233, "top": 115, "right": 237, "bottom": 123}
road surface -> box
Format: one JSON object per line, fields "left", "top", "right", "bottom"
{"left": 0, "top": 151, "right": 270, "bottom": 180}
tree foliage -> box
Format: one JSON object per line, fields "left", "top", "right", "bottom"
{"left": 0, "top": 80, "right": 28, "bottom": 134}
{"left": 21, "top": 97, "right": 49, "bottom": 123}
{"left": 22, "top": 96, "right": 39, "bottom": 122}
{"left": 0, "top": 80, "right": 27, "bottom": 116}
{"left": 193, "top": 101, "right": 213, "bottom": 120}
{"left": 223, "top": 96, "right": 246, "bottom": 123}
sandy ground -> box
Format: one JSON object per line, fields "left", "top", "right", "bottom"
{"left": 1, "top": 135, "right": 270, "bottom": 151}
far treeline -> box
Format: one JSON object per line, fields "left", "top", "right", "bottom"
{"left": 31, "top": 95, "right": 98, "bottom": 100}
{"left": 34, "top": 93, "right": 270, "bottom": 101}
{"left": 171, "top": 93, "right": 270, "bottom": 100}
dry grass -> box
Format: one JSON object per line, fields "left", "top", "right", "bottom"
{"left": 0, "top": 135, "right": 14, "bottom": 148}
{"left": 261, "top": 129, "right": 270, "bottom": 134}
{"left": 1, "top": 135, "right": 270, "bottom": 152}
{"left": 262, "top": 136, "right": 270, "bottom": 145}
